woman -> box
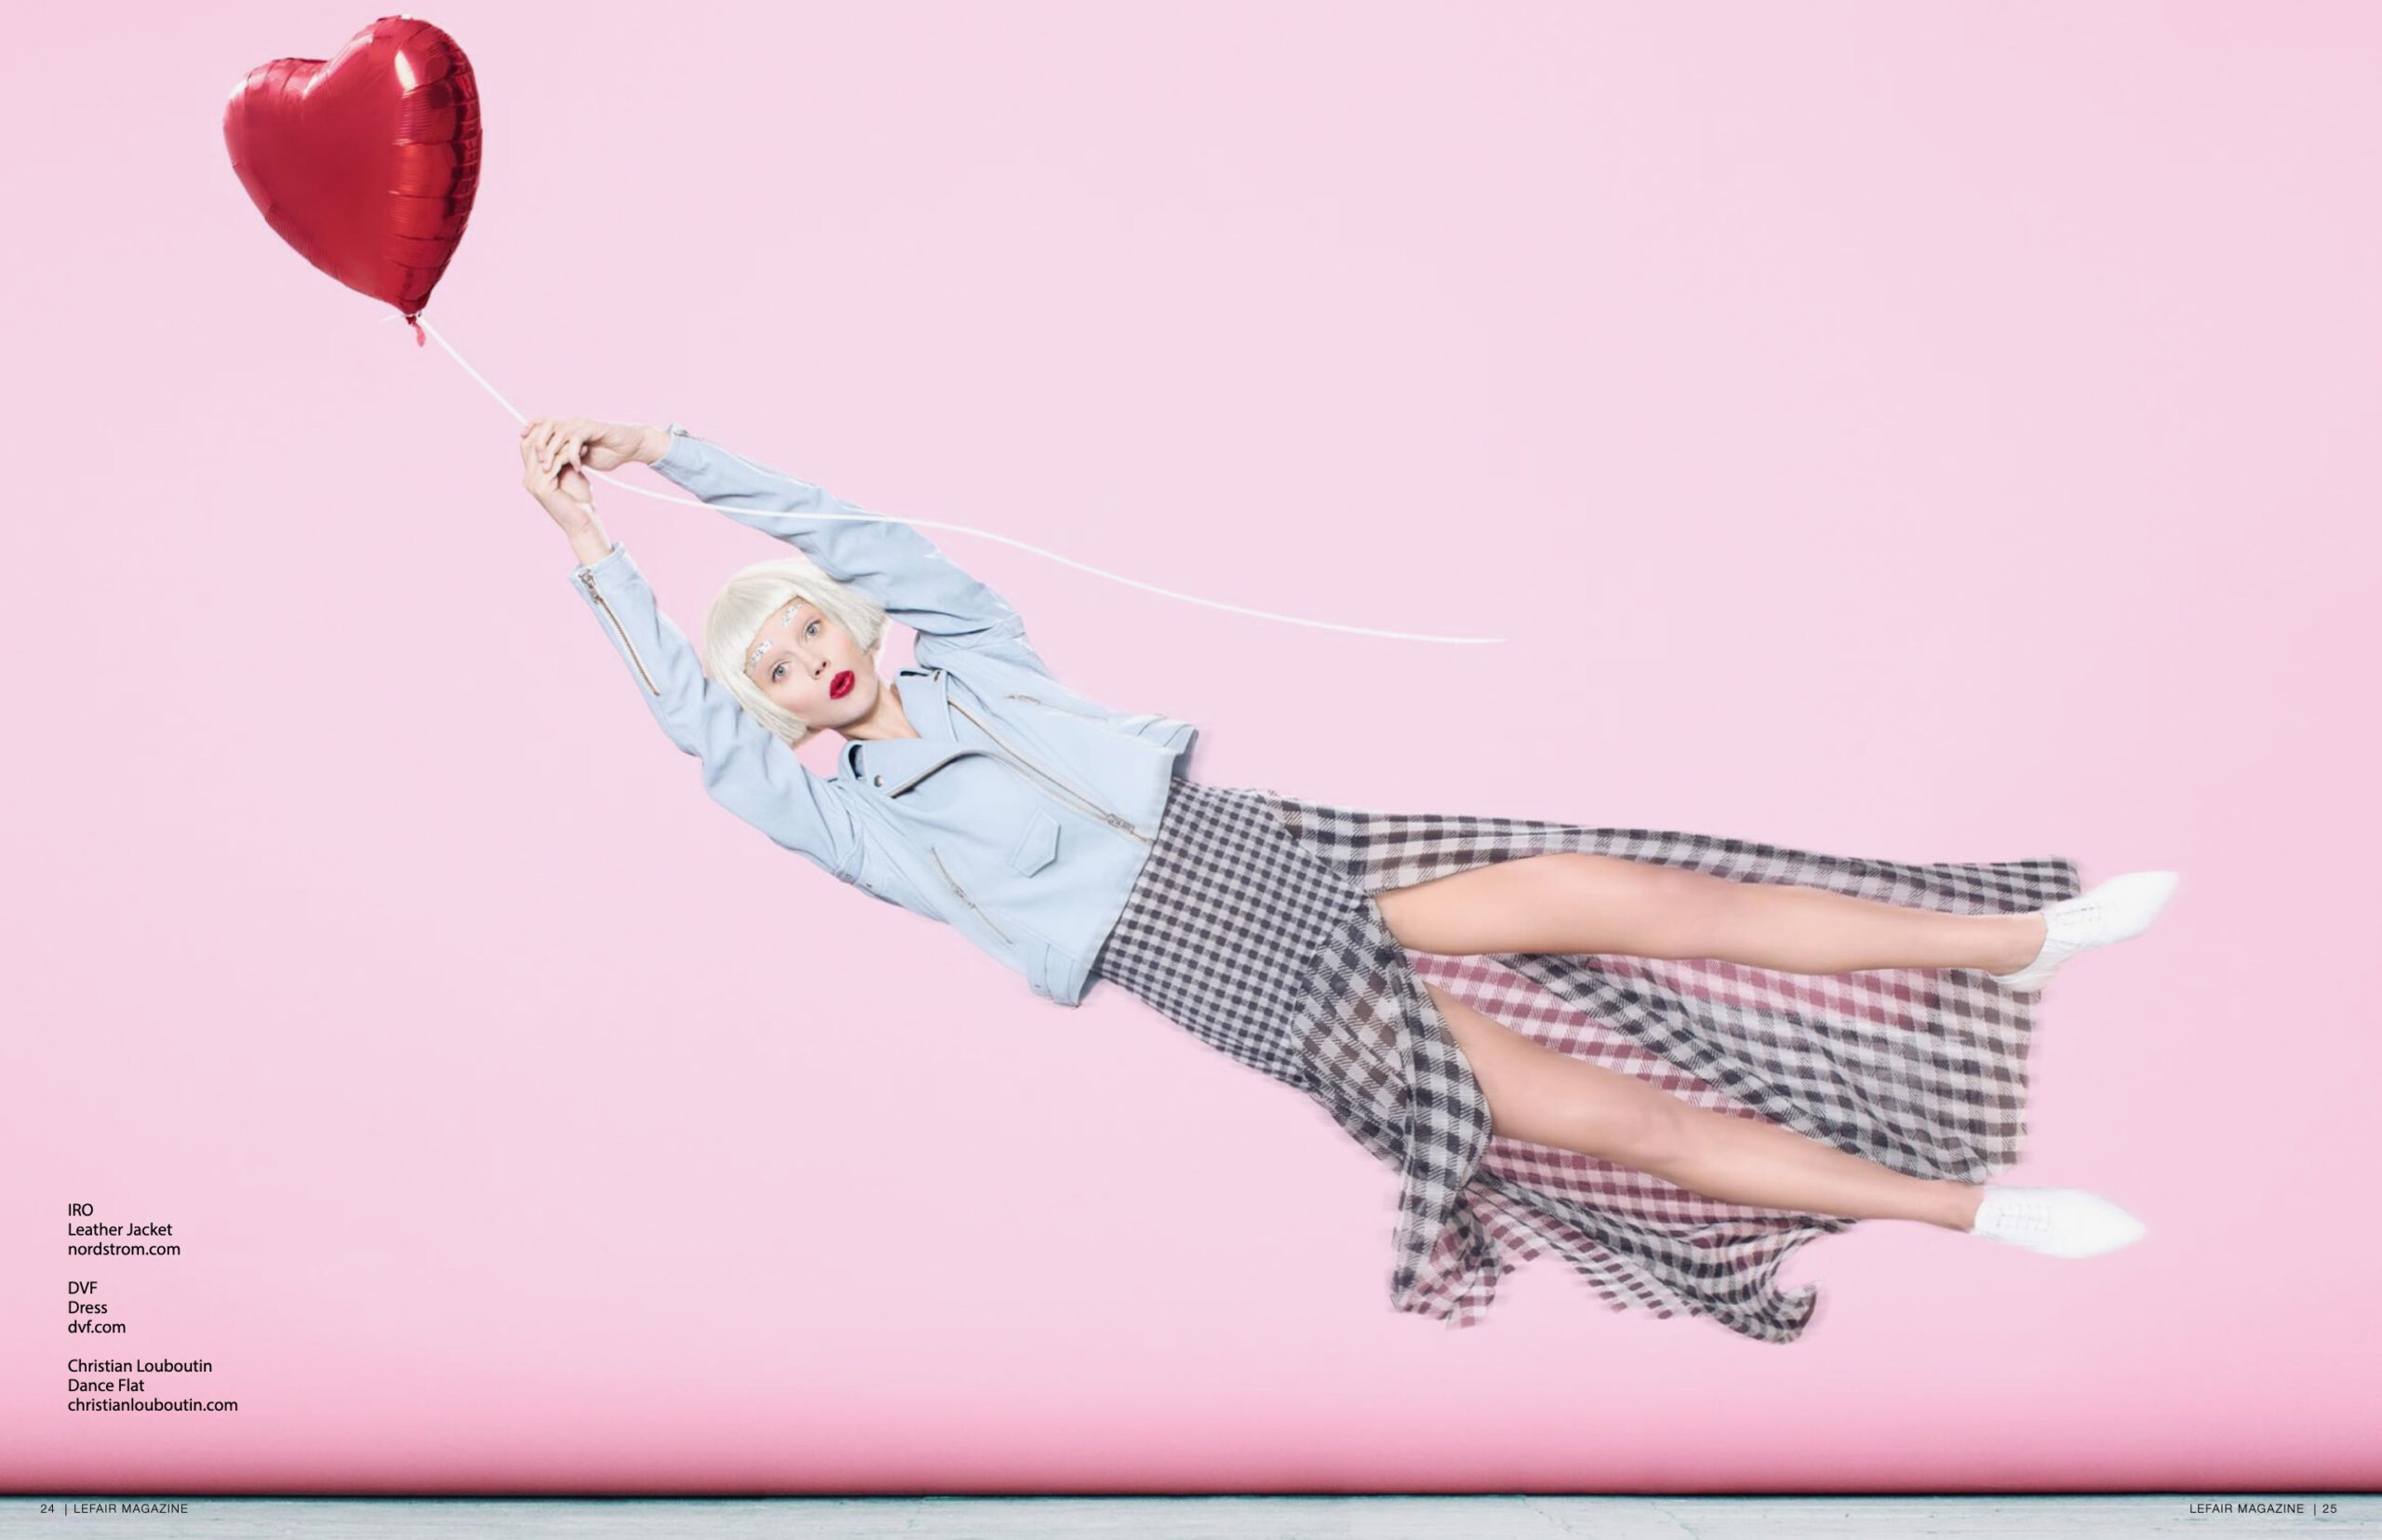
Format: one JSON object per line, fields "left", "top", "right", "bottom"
{"left": 518, "top": 414, "right": 2177, "bottom": 1345}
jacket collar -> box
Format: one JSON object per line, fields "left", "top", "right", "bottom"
{"left": 897, "top": 664, "right": 955, "bottom": 737}
{"left": 833, "top": 666, "right": 954, "bottom": 784}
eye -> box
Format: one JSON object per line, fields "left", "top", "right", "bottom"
{"left": 770, "top": 662, "right": 786, "bottom": 683}
{"left": 806, "top": 620, "right": 821, "bottom": 637}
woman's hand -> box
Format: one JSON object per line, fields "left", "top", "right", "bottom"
{"left": 520, "top": 432, "right": 614, "bottom": 567}
{"left": 521, "top": 415, "right": 660, "bottom": 476}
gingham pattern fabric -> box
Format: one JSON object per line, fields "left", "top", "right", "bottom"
{"left": 1091, "top": 779, "right": 2081, "bottom": 1346}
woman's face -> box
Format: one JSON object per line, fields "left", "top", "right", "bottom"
{"left": 743, "top": 596, "right": 880, "bottom": 731}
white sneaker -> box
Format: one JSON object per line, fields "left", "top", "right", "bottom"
{"left": 1987, "top": 870, "right": 2180, "bottom": 993}
{"left": 1969, "top": 1185, "right": 2148, "bottom": 1258}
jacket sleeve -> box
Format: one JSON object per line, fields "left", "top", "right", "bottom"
{"left": 648, "top": 425, "right": 1055, "bottom": 676}
{"left": 569, "top": 539, "right": 867, "bottom": 881}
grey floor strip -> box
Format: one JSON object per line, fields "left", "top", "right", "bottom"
{"left": 2, "top": 1493, "right": 2377, "bottom": 1538}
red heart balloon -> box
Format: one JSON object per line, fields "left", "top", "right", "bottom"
{"left": 224, "top": 16, "right": 481, "bottom": 338}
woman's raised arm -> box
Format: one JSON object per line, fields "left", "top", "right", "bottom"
{"left": 662, "top": 427, "right": 1041, "bottom": 672}
{"left": 520, "top": 432, "right": 867, "bottom": 882}
{"left": 527, "top": 416, "right": 1050, "bottom": 674}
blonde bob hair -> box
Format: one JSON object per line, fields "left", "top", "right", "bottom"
{"left": 701, "top": 556, "right": 890, "bottom": 749}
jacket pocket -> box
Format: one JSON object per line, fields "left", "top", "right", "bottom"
{"left": 1006, "top": 810, "right": 1061, "bottom": 877}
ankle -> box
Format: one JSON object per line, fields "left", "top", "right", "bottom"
{"left": 1944, "top": 1184, "right": 1987, "bottom": 1232}
{"left": 1989, "top": 913, "right": 2048, "bottom": 974}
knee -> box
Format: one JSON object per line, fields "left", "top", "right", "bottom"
{"left": 1564, "top": 1087, "right": 1693, "bottom": 1170}
{"left": 1637, "top": 859, "right": 1738, "bottom": 911}
{"left": 1563, "top": 857, "right": 1737, "bottom": 961}
{"left": 1560, "top": 853, "right": 1727, "bottom": 919}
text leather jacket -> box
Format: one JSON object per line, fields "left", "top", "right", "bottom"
{"left": 569, "top": 424, "right": 1199, "bottom": 1007}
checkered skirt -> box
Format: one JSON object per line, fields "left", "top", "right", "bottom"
{"left": 1088, "top": 777, "right": 2081, "bottom": 1345}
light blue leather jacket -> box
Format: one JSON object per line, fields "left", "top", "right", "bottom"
{"left": 569, "top": 425, "right": 1199, "bottom": 1007}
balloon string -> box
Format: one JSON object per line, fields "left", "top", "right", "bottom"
{"left": 391, "top": 311, "right": 1505, "bottom": 647}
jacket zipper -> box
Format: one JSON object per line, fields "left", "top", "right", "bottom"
{"left": 881, "top": 755, "right": 988, "bottom": 798}
{"left": 582, "top": 571, "right": 661, "bottom": 698}
{"left": 930, "top": 848, "right": 1011, "bottom": 944}
{"left": 946, "top": 692, "right": 1154, "bottom": 844}
{"left": 1004, "top": 691, "right": 1104, "bottom": 719}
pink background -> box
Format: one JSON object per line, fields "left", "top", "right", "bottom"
{"left": 4, "top": 0, "right": 2376, "bottom": 1494}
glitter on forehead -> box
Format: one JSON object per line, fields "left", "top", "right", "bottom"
{"left": 747, "top": 597, "right": 809, "bottom": 671}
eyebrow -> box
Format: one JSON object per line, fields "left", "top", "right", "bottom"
{"left": 746, "top": 600, "right": 816, "bottom": 672}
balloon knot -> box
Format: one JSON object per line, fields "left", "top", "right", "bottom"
{"left": 406, "top": 314, "right": 425, "bottom": 347}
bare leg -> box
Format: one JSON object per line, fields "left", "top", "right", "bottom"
{"left": 1425, "top": 982, "right": 1984, "bottom": 1230}
{"left": 1379, "top": 852, "right": 2047, "bottom": 975}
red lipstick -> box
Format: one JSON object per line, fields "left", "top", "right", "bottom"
{"left": 830, "top": 671, "right": 854, "bottom": 700}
